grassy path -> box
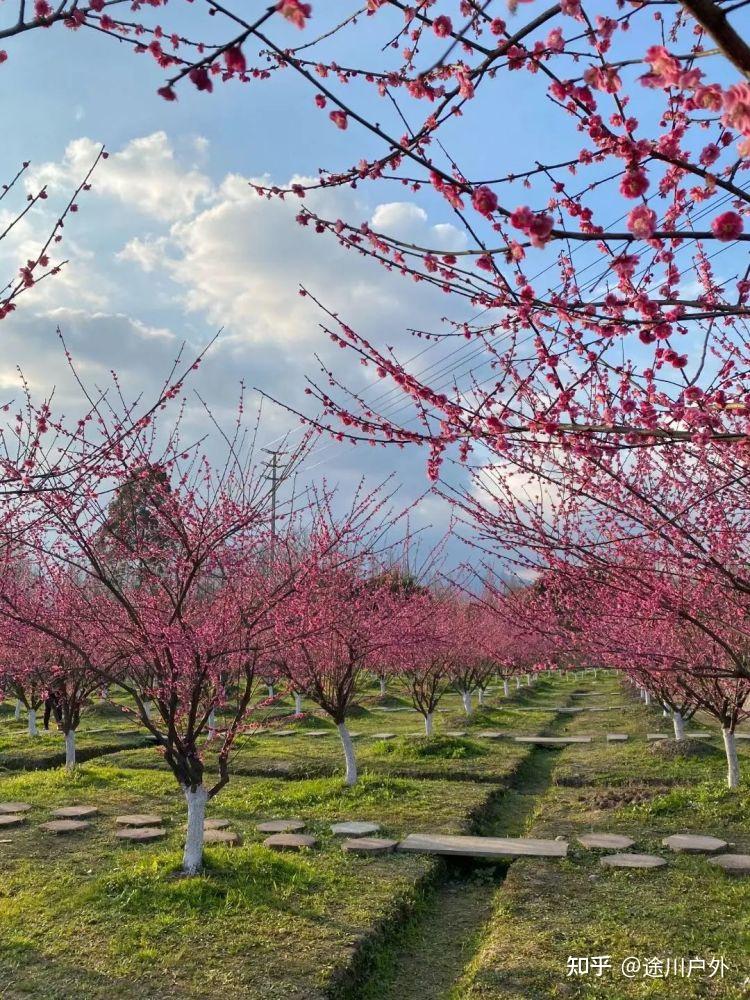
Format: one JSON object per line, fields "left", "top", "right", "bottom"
{"left": 349, "top": 690, "right": 577, "bottom": 1000}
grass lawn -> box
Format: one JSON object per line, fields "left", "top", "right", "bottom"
{"left": 102, "top": 680, "right": 568, "bottom": 784}
{"left": 453, "top": 679, "right": 750, "bottom": 1000}
{"left": 2, "top": 672, "right": 745, "bottom": 999}
{"left": 0, "top": 763, "right": 506, "bottom": 999}
{"left": 0, "top": 699, "right": 153, "bottom": 771}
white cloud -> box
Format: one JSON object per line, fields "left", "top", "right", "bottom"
{"left": 27, "top": 133, "right": 212, "bottom": 222}
{"left": 473, "top": 465, "right": 561, "bottom": 513}
{"left": 370, "top": 201, "right": 466, "bottom": 251}
{"left": 43, "top": 307, "right": 175, "bottom": 341}
{"left": 3, "top": 133, "right": 475, "bottom": 530}
{"left": 117, "top": 235, "right": 168, "bottom": 273}
{"left": 371, "top": 201, "right": 428, "bottom": 231}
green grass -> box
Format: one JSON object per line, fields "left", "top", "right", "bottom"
{"left": 0, "top": 763, "right": 506, "bottom": 998}
{"left": 5, "top": 672, "right": 743, "bottom": 999}
{"left": 371, "top": 735, "right": 489, "bottom": 762}
{"left": 0, "top": 698, "right": 152, "bottom": 771}
{"left": 100, "top": 683, "right": 565, "bottom": 784}
{"left": 453, "top": 678, "right": 750, "bottom": 1000}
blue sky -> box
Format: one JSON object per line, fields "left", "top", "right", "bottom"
{"left": 1, "top": 2, "right": 747, "bottom": 569}
{"left": 1, "top": 4, "right": 500, "bottom": 553}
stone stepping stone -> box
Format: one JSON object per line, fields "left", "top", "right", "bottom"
{"left": 0, "top": 802, "right": 31, "bottom": 814}
{"left": 267, "top": 729, "right": 296, "bottom": 737}
{"left": 707, "top": 853, "right": 750, "bottom": 876}
{"left": 398, "top": 833, "right": 568, "bottom": 859}
{"left": 263, "top": 833, "right": 317, "bottom": 852}
{"left": 514, "top": 736, "right": 592, "bottom": 745}
{"left": 647, "top": 733, "right": 669, "bottom": 741}
{"left": 477, "top": 730, "right": 505, "bottom": 739}
{"left": 256, "top": 819, "right": 305, "bottom": 834}
{"left": 204, "top": 818, "right": 231, "bottom": 830}
{"left": 682, "top": 733, "right": 713, "bottom": 739}
{"left": 556, "top": 708, "right": 585, "bottom": 713}
{"left": 662, "top": 834, "right": 727, "bottom": 854}
{"left": 116, "top": 814, "right": 163, "bottom": 827}
{"left": 578, "top": 833, "right": 635, "bottom": 850}
{"left": 370, "top": 733, "right": 396, "bottom": 740}
{"left": 445, "top": 731, "right": 467, "bottom": 737}
{"left": 302, "top": 729, "right": 332, "bottom": 737}
{"left": 734, "top": 733, "right": 750, "bottom": 740}
{"left": 342, "top": 837, "right": 398, "bottom": 855}
{"left": 600, "top": 853, "right": 666, "bottom": 869}
{"left": 0, "top": 814, "right": 26, "bottom": 827}
{"left": 607, "top": 733, "right": 629, "bottom": 742}
{"left": 39, "top": 819, "right": 91, "bottom": 835}
{"left": 331, "top": 821, "right": 381, "bottom": 837}
{"left": 204, "top": 828, "right": 241, "bottom": 846}
{"left": 51, "top": 805, "right": 99, "bottom": 819}
{"left": 116, "top": 826, "right": 166, "bottom": 842}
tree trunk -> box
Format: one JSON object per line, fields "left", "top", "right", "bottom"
{"left": 337, "top": 722, "right": 358, "bottom": 786}
{"left": 672, "top": 712, "right": 685, "bottom": 741}
{"left": 644, "top": 690, "right": 652, "bottom": 706}
{"left": 503, "top": 680, "right": 510, "bottom": 697}
{"left": 14, "top": 700, "right": 21, "bottom": 720}
{"left": 207, "top": 709, "right": 217, "bottom": 740}
{"left": 183, "top": 785, "right": 208, "bottom": 874}
{"left": 515, "top": 676, "right": 521, "bottom": 689}
{"left": 100, "top": 686, "right": 108, "bottom": 701}
{"left": 267, "top": 685, "right": 275, "bottom": 699}
{"left": 461, "top": 691, "right": 472, "bottom": 716}
{"left": 722, "top": 728, "right": 740, "bottom": 790}
{"left": 424, "top": 712, "right": 433, "bottom": 737}
{"left": 65, "top": 730, "right": 76, "bottom": 770}
{"left": 477, "top": 688, "right": 485, "bottom": 706}
{"left": 379, "top": 677, "right": 387, "bottom": 696}
{"left": 143, "top": 701, "right": 152, "bottom": 721}
{"left": 593, "top": 669, "right": 597, "bottom": 679}
{"left": 294, "top": 693, "right": 303, "bottom": 715}
{"left": 28, "top": 709, "right": 38, "bottom": 736}
{"left": 525, "top": 674, "right": 531, "bottom": 685}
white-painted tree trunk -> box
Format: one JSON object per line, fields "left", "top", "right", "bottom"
{"left": 525, "top": 674, "right": 531, "bottom": 686}
{"left": 207, "top": 709, "right": 217, "bottom": 740}
{"left": 722, "top": 728, "right": 740, "bottom": 790}
{"left": 644, "top": 691, "right": 652, "bottom": 706}
{"left": 183, "top": 784, "right": 208, "bottom": 874}
{"left": 267, "top": 685, "right": 275, "bottom": 699}
{"left": 515, "top": 676, "right": 521, "bottom": 690}
{"left": 593, "top": 669, "right": 598, "bottom": 679}
{"left": 294, "top": 693, "right": 303, "bottom": 715}
{"left": 14, "top": 700, "right": 21, "bottom": 720}
{"left": 477, "top": 688, "right": 485, "bottom": 706}
{"left": 337, "top": 722, "right": 358, "bottom": 786}
{"left": 503, "top": 680, "right": 510, "bottom": 697}
{"left": 28, "top": 709, "right": 38, "bottom": 736}
{"left": 65, "top": 730, "right": 76, "bottom": 770}
{"left": 461, "top": 691, "right": 472, "bottom": 716}
{"left": 100, "top": 686, "right": 108, "bottom": 701}
{"left": 672, "top": 712, "right": 685, "bottom": 741}
{"left": 379, "top": 677, "right": 387, "bottom": 697}
{"left": 424, "top": 712, "right": 433, "bottom": 737}
{"left": 143, "top": 701, "right": 152, "bottom": 721}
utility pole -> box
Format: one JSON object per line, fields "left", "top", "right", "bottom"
{"left": 261, "top": 447, "right": 288, "bottom": 559}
